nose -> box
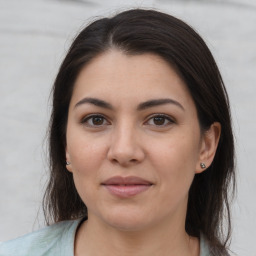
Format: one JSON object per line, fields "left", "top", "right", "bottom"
{"left": 107, "top": 122, "right": 145, "bottom": 166}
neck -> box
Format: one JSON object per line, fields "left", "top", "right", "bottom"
{"left": 74, "top": 215, "right": 199, "bottom": 256}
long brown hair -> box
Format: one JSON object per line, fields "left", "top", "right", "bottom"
{"left": 43, "top": 9, "right": 235, "bottom": 255}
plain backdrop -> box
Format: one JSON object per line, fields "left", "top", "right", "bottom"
{"left": 0, "top": 0, "right": 256, "bottom": 255}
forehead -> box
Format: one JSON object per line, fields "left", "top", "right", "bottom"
{"left": 70, "top": 50, "right": 194, "bottom": 109}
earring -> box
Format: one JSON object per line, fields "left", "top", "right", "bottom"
{"left": 66, "top": 161, "right": 71, "bottom": 165}
{"left": 200, "top": 162, "right": 206, "bottom": 169}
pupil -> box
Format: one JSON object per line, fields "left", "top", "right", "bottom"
{"left": 154, "top": 117, "right": 165, "bottom": 125}
{"left": 93, "top": 117, "right": 103, "bottom": 125}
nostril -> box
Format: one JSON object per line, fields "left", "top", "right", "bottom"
{"left": 107, "top": 142, "right": 145, "bottom": 165}
{"left": 111, "top": 158, "right": 119, "bottom": 164}
{"left": 110, "top": 157, "right": 139, "bottom": 166}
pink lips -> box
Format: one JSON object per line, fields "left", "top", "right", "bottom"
{"left": 101, "top": 176, "right": 153, "bottom": 198}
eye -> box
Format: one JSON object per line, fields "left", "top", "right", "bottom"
{"left": 146, "top": 114, "right": 175, "bottom": 127}
{"left": 81, "top": 114, "right": 109, "bottom": 127}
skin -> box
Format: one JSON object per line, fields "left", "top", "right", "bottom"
{"left": 65, "top": 50, "right": 221, "bottom": 256}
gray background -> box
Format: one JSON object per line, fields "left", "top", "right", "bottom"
{"left": 0, "top": 0, "right": 256, "bottom": 255}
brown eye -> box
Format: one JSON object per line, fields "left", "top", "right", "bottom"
{"left": 82, "top": 115, "right": 109, "bottom": 127}
{"left": 92, "top": 116, "right": 104, "bottom": 125}
{"left": 153, "top": 116, "right": 165, "bottom": 125}
{"left": 146, "top": 114, "right": 174, "bottom": 127}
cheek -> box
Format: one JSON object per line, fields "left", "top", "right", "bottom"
{"left": 68, "top": 138, "right": 107, "bottom": 206}
{"left": 149, "top": 134, "right": 199, "bottom": 189}
{"left": 66, "top": 133, "right": 108, "bottom": 196}
{"left": 67, "top": 128, "right": 107, "bottom": 172}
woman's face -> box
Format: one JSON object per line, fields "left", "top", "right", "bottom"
{"left": 66, "top": 50, "right": 208, "bottom": 231}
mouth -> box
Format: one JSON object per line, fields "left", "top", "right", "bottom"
{"left": 101, "top": 176, "right": 153, "bottom": 198}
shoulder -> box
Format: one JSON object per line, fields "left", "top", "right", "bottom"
{"left": 200, "top": 234, "right": 231, "bottom": 256}
{"left": 200, "top": 233, "right": 212, "bottom": 256}
{"left": 0, "top": 219, "right": 82, "bottom": 256}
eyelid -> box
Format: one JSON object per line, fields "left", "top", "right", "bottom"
{"left": 81, "top": 113, "right": 110, "bottom": 127}
{"left": 144, "top": 114, "right": 175, "bottom": 126}
{"left": 80, "top": 113, "right": 175, "bottom": 128}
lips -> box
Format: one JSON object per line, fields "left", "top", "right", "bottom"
{"left": 101, "top": 176, "right": 153, "bottom": 198}
{"left": 102, "top": 176, "right": 153, "bottom": 186}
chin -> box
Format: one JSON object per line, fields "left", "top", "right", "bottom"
{"left": 101, "top": 208, "right": 155, "bottom": 232}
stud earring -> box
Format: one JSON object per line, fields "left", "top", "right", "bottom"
{"left": 66, "top": 161, "right": 71, "bottom": 165}
{"left": 200, "top": 162, "right": 206, "bottom": 169}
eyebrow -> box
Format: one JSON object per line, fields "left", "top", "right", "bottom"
{"left": 74, "top": 97, "right": 113, "bottom": 110}
{"left": 74, "top": 97, "right": 184, "bottom": 111}
{"left": 137, "top": 98, "right": 184, "bottom": 111}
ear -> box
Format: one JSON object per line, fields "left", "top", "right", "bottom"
{"left": 196, "top": 122, "right": 221, "bottom": 174}
{"left": 65, "top": 148, "right": 73, "bottom": 173}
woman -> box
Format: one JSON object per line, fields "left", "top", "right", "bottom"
{"left": 0, "top": 9, "right": 235, "bottom": 256}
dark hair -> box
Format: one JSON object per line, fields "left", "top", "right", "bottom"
{"left": 43, "top": 8, "right": 235, "bottom": 255}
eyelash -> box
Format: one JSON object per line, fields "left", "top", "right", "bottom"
{"left": 80, "top": 114, "right": 175, "bottom": 128}
{"left": 145, "top": 114, "right": 175, "bottom": 127}
{"left": 81, "top": 114, "right": 109, "bottom": 127}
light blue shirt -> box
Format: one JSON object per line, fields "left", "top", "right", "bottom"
{"left": 0, "top": 219, "right": 211, "bottom": 255}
